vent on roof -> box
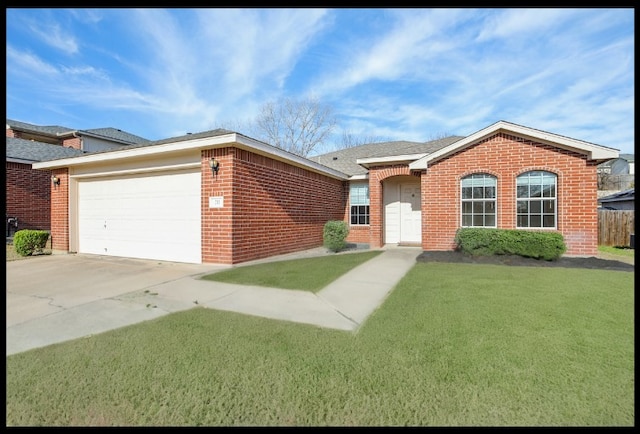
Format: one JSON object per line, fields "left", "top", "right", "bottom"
{"left": 333, "top": 156, "right": 338, "bottom": 160}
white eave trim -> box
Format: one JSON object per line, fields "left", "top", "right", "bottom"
{"left": 31, "top": 132, "right": 349, "bottom": 181}
{"left": 357, "top": 153, "right": 427, "bottom": 168}
{"left": 409, "top": 120, "right": 620, "bottom": 170}
{"left": 349, "top": 174, "right": 369, "bottom": 181}
{"left": 7, "top": 157, "right": 39, "bottom": 165}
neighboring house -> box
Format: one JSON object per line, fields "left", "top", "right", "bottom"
{"left": 5, "top": 119, "right": 150, "bottom": 234}
{"left": 597, "top": 153, "right": 634, "bottom": 191}
{"left": 32, "top": 120, "right": 619, "bottom": 265}
{"left": 7, "top": 118, "right": 150, "bottom": 152}
{"left": 598, "top": 153, "right": 634, "bottom": 175}
{"left": 6, "top": 137, "right": 85, "bottom": 235}
{"left": 598, "top": 189, "right": 635, "bottom": 211}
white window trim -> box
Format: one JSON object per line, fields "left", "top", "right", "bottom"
{"left": 515, "top": 171, "right": 557, "bottom": 230}
{"left": 349, "top": 182, "right": 370, "bottom": 226}
{"left": 460, "top": 174, "right": 498, "bottom": 228}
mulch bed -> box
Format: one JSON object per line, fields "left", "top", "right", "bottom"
{"left": 416, "top": 251, "right": 635, "bottom": 272}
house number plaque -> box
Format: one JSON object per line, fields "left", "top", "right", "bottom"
{"left": 209, "top": 196, "right": 224, "bottom": 208}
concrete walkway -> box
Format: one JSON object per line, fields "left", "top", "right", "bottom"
{"left": 6, "top": 247, "right": 421, "bottom": 356}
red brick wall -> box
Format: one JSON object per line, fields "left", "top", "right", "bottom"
{"left": 201, "top": 148, "right": 234, "bottom": 264}
{"left": 202, "top": 147, "right": 346, "bottom": 264}
{"left": 62, "top": 137, "right": 82, "bottom": 150}
{"left": 49, "top": 169, "right": 69, "bottom": 251}
{"left": 421, "top": 132, "right": 598, "bottom": 256}
{"left": 346, "top": 226, "right": 370, "bottom": 244}
{"left": 5, "top": 162, "right": 52, "bottom": 232}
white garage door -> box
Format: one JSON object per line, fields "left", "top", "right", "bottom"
{"left": 78, "top": 169, "right": 201, "bottom": 264}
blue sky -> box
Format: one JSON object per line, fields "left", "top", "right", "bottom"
{"left": 6, "top": 8, "right": 635, "bottom": 155}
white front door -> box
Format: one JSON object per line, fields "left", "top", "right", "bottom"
{"left": 384, "top": 180, "right": 421, "bottom": 245}
{"left": 400, "top": 184, "right": 421, "bottom": 244}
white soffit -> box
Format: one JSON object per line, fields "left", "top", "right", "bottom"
{"left": 357, "top": 153, "right": 427, "bottom": 168}
{"left": 409, "top": 121, "right": 620, "bottom": 170}
{"left": 349, "top": 174, "right": 369, "bottom": 181}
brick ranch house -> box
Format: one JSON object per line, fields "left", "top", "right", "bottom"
{"left": 31, "top": 120, "right": 619, "bottom": 265}
{"left": 6, "top": 119, "right": 149, "bottom": 235}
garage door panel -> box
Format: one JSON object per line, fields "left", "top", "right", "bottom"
{"left": 78, "top": 170, "right": 201, "bottom": 264}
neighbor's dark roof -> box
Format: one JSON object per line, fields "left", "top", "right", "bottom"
{"left": 134, "top": 128, "right": 235, "bottom": 147}
{"left": 308, "top": 136, "right": 464, "bottom": 176}
{"left": 6, "top": 118, "right": 72, "bottom": 136}
{"left": 598, "top": 188, "right": 635, "bottom": 203}
{"left": 81, "top": 128, "right": 237, "bottom": 156}
{"left": 7, "top": 119, "right": 150, "bottom": 145}
{"left": 6, "top": 137, "right": 87, "bottom": 162}
{"left": 81, "top": 127, "right": 150, "bottom": 145}
{"left": 8, "top": 126, "right": 249, "bottom": 164}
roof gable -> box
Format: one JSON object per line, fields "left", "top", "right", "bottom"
{"left": 409, "top": 120, "right": 619, "bottom": 170}
{"left": 309, "top": 137, "right": 463, "bottom": 177}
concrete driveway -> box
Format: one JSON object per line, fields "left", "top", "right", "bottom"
{"left": 7, "top": 247, "right": 420, "bottom": 356}
{"left": 7, "top": 254, "right": 220, "bottom": 327}
{"left": 6, "top": 253, "right": 226, "bottom": 355}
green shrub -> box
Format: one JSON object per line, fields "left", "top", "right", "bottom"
{"left": 13, "top": 229, "right": 50, "bottom": 257}
{"left": 454, "top": 228, "right": 566, "bottom": 261}
{"left": 323, "top": 220, "right": 350, "bottom": 252}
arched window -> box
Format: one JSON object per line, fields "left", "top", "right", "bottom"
{"left": 516, "top": 171, "right": 557, "bottom": 228}
{"left": 461, "top": 173, "right": 497, "bottom": 227}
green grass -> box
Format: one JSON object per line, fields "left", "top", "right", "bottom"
{"left": 598, "top": 245, "right": 635, "bottom": 258}
{"left": 200, "top": 250, "right": 382, "bottom": 291}
{"left": 6, "top": 261, "right": 633, "bottom": 426}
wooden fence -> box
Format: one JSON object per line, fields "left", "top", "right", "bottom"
{"left": 597, "top": 209, "right": 635, "bottom": 247}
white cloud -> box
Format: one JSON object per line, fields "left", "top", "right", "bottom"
{"left": 5, "top": 8, "right": 634, "bottom": 153}
{"left": 475, "top": 8, "right": 575, "bottom": 43}
{"left": 6, "top": 45, "right": 60, "bottom": 76}
{"left": 29, "top": 21, "right": 79, "bottom": 55}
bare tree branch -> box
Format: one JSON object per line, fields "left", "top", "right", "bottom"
{"left": 251, "top": 96, "right": 337, "bottom": 157}
{"left": 339, "top": 130, "right": 390, "bottom": 149}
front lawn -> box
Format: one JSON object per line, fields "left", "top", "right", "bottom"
{"left": 6, "top": 262, "right": 634, "bottom": 426}
{"left": 598, "top": 244, "right": 635, "bottom": 259}
{"left": 200, "top": 250, "right": 382, "bottom": 291}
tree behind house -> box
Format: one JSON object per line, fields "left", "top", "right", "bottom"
{"left": 251, "top": 96, "right": 337, "bottom": 157}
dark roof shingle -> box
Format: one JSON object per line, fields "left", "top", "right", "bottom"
{"left": 598, "top": 188, "right": 635, "bottom": 203}
{"left": 83, "top": 127, "right": 150, "bottom": 144}
{"left": 309, "top": 136, "right": 464, "bottom": 176}
{"left": 7, "top": 118, "right": 150, "bottom": 145}
{"left": 6, "top": 118, "right": 73, "bottom": 136}
{"left": 6, "top": 137, "right": 86, "bottom": 162}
